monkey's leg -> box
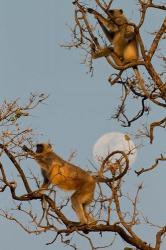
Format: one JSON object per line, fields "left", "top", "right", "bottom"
{"left": 71, "top": 181, "right": 95, "bottom": 224}
{"left": 83, "top": 204, "right": 96, "bottom": 225}
{"left": 39, "top": 169, "right": 50, "bottom": 193}
{"left": 82, "top": 182, "right": 96, "bottom": 224}
{"left": 92, "top": 47, "right": 113, "bottom": 59}
{"left": 71, "top": 191, "right": 88, "bottom": 224}
{"left": 92, "top": 46, "right": 124, "bottom": 66}
{"left": 110, "top": 50, "right": 125, "bottom": 66}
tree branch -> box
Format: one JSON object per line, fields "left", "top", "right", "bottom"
{"left": 0, "top": 144, "right": 32, "bottom": 193}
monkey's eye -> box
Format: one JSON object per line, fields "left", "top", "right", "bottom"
{"left": 36, "top": 144, "right": 44, "bottom": 153}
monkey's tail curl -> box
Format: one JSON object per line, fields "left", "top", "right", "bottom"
{"left": 95, "top": 150, "right": 129, "bottom": 183}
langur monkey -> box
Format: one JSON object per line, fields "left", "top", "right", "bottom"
{"left": 23, "top": 143, "right": 96, "bottom": 225}
{"left": 87, "top": 8, "right": 139, "bottom": 66}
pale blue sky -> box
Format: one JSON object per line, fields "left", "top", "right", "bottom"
{"left": 0, "top": 1, "right": 166, "bottom": 249}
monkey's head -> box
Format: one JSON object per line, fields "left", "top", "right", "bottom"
{"left": 108, "top": 9, "right": 127, "bottom": 25}
{"left": 36, "top": 143, "right": 52, "bottom": 154}
{"left": 108, "top": 9, "right": 123, "bottom": 16}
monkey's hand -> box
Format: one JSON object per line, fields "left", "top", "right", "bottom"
{"left": 87, "top": 8, "right": 99, "bottom": 16}
{"left": 87, "top": 8, "right": 94, "bottom": 14}
{"left": 86, "top": 9, "right": 106, "bottom": 25}
{"left": 22, "top": 145, "right": 34, "bottom": 156}
{"left": 22, "top": 145, "right": 30, "bottom": 152}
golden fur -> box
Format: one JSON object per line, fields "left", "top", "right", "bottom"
{"left": 87, "top": 8, "right": 139, "bottom": 65}
{"left": 24, "top": 143, "right": 96, "bottom": 225}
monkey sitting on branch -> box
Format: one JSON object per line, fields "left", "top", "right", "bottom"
{"left": 23, "top": 143, "right": 96, "bottom": 225}
{"left": 87, "top": 8, "right": 139, "bottom": 66}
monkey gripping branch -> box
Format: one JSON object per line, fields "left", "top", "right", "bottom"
{"left": 0, "top": 94, "right": 165, "bottom": 250}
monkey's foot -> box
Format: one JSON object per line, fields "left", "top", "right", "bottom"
{"left": 67, "top": 221, "right": 80, "bottom": 228}
{"left": 67, "top": 218, "right": 97, "bottom": 228}
{"left": 67, "top": 221, "right": 97, "bottom": 235}
{"left": 86, "top": 213, "right": 97, "bottom": 225}
{"left": 87, "top": 220, "right": 97, "bottom": 226}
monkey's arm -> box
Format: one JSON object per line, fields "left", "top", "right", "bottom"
{"left": 97, "top": 19, "right": 115, "bottom": 43}
{"left": 40, "top": 169, "right": 50, "bottom": 190}
{"left": 23, "top": 146, "right": 50, "bottom": 191}
{"left": 124, "top": 31, "right": 136, "bottom": 42}
{"left": 87, "top": 8, "right": 117, "bottom": 31}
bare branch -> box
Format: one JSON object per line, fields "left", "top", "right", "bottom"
{"left": 155, "top": 226, "right": 166, "bottom": 250}
{"left": 135, "top": 155, "right": 166, "bottom": 176}
{"left": 0, "top": 144, "right": 32, "bottom": 193}
{"left": 149, "top": 18, "right": 166, "bottom": 59}
{"left": 149, "top": 116, "right": 166, "bottom": 144}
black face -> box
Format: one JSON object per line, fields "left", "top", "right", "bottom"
{"left": 36, "top": 144, "right": 44, "bottom": 153}
{"left": 108, "top": 9, "right": 123, "bottom": 15}
{"left": 109, "top": 10, "right": 114, "bottom": 15}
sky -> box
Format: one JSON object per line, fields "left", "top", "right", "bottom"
{"left": 0, "top": 0, "right": 165, "bottom": 250}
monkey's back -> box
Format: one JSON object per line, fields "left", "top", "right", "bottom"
{"left": 48, "top": 154, "right": 95, "bottom": 191}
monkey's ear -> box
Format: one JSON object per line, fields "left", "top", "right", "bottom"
{"left": 48, "top": 143, "right": 52, "bottom": 149}
{"left": 120, "top": 9, "right": 123, "bottom": 14}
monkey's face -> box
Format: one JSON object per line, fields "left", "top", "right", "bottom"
{"left": 108, "top": 9, "right": 127, "bottom": 25}
{"left": 108, "top": 9, "right": 123, "bottom": 18}
{"left": 36, "top": 143, "right": 52, "bottom": 154}
{"left": 36, "top": 144, "right": 44, "bottom": 153}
